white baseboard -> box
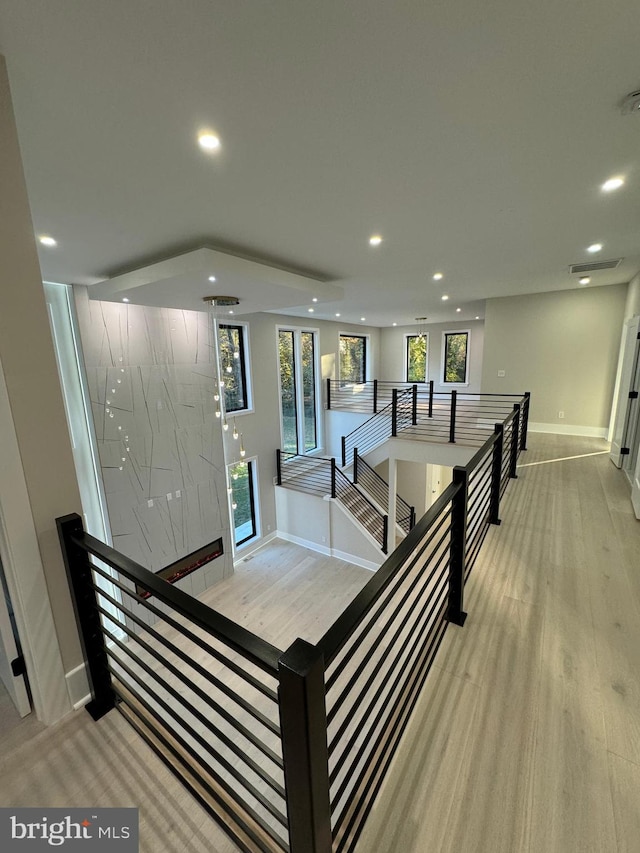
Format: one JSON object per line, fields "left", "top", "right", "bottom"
{"left": 329, "top": 547, "right": 380, "bottom": 572}
{"left": 233, "top": 530, "right": 279, "bottom": 565}
{"left": 276, "top": 530, "right": 332, "bottom": 556}
{"left": 65, "top": 662, "right": 90, "bottom": 710}
{"left": 528, "top": 422, "right": 608, "bottom": 439}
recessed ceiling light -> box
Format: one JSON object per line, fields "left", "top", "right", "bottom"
{"left": 308, "top": 308, "right": 314, "bottom": 313}
{"left": 587, "top": 242, "right": 603, "bottom": 253}
{"left": 579, "top": 276, "right": 591, "bottom": 285}
{"left": 122, "top": 298, "right": 129, "bottom": 303}
{"left": 312, "top": 297, "right": 318, "bottom": 303}
{"left": 335, "top": 313, "right": 341, "bottom": 317}
{"left": 38, "top": 235, "right": 57, "bottom": 247}
{"left": 456, "top": 307, "right": 461, "bottom": 312}
{"left": 392, "top": 322, "right": 397, "bottom": 326}
{"left": 441, "top": 295, "right": 449, "bottom": 301}
{"left": 433, "top": 272, "right": 443, "bottom": 281}
{"left": 369, "top": 235, "right": 383, "bottom": 246}
{"left": 228, "top": 309, "right": 234, "bottom": 314}
{"left": 361, "top": 317, "right": 366, "bottom": 321}
{"left": 198, "top": 132, "right": 220, "bottom": 151}
{"left": 208, "top": 275, "right": 217, "bottom": 282}
{"left": 475, "top": 316, "right": 480, "bottom": 320}
{"left": 602, "top": 176, "right": 624, "bottom": 192}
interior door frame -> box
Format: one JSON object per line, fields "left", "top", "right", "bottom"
{"left": 609, "top": 316, "right": 640, "bottom": 467}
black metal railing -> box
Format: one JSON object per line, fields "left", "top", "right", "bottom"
{"left": 353, "top": 449, "right": 415, "bottom": 534}
{"left": 334, "top": 383, "right": 530, "bottom": 456}
{"left": 276, "top": 451, "right": 388, "bottom": 552}
{"left": 59, "top": 395, "right": 529, "bottom": 853}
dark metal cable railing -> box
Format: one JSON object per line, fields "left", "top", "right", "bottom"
{"left": 341, "top": 388, "right": 412, "bottom": 466}
{"left": 59, "top": 393, "right": 530, "bottom": 853}
{"left": 334, "top": 467, "right": 388, "bottom": 553}
{"left": 353, "top": 450, "right": 415, "bottom": 534}
{"left": 277, "top": 451, "right": 333, "bottom": 496}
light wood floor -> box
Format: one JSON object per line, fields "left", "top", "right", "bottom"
{"left": 1, "top": 433, "right": 639, "bottom": 853}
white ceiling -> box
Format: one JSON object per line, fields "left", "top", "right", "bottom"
{"left": 1, "top": 0, "right": 639, "bottom": 326}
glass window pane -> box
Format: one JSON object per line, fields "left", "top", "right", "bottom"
{"left": 339, "top": 335, "right": 366, "bottom": 383}
{"left": 219, "top": 324, "right": 248, "bottom": 412}
{"left": 229, "top": 461, "right": 256, "bottom": 546}
{"left": 407, "top": 335, "right": 427, "bottom": 382}
{"left": 278, "top": 330, "right": 298, "bottom": 453}
{"left": 301, "top": 331, "right": 317, "bottom": 452}
{"left": 444, "top": 332, "right": 468, "bottom": 383}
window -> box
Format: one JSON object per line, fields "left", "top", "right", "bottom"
{"left": 218, "top": 323, "right": 249, "bottom": 412}
{"left": 406, "top": 334, "right": 428, "bottom": 382}
{"left": 229, "top": 460, "right": 257, "bottom": 547}
{"left": 278, "top": 328, "right": 320, "bottom": 454}
{"left": 339, "top": 334, "right": 367, "bottom": 384}
{"left": 442, "top": 331, "right": 469, "bottom": 384}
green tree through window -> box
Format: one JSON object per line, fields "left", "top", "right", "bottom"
{"left": 339, "top": 335, "right": 366, "bottom": 384}
{"left": 443, "top": 332, "right": 469, "bottom": 383}
{"left": 406, "top": 335, "right": 427, "bottom": 382}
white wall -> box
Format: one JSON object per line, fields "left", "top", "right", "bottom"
{"left": 481, "top": 284, "right": 628, "bottom": 433}
{"left": 379, "top": 320, "right": 485, "bottom": 391}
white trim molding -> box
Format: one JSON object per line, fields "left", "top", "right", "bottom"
{"left": 528, "top": 422, "right": 608, "bottom": 439}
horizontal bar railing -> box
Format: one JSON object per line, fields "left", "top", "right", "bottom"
{"left": 276, "top": 450, "right": 333, "bottom": 496}
{"left": 334, "top": 467, "right": 389, "bottom": 553}
{"left": 353, "top": 449, "right": 415, "bottom": 535}
{"left": 61, "top": 390, "right": 530, "bottom": 853}
{"left": 341, "top": 388, "right": 413, "bottom": 466}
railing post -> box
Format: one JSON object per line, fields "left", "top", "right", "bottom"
{"left": 278, "top": 639, "right": 332, "bottom": 853}
{"left": 276, "top": 449, "right": 282, "bottom": 485}
{"left": 510, "top": 404, "right": 520, "bottom": 479}
{"left": 326, "top": 377, "right": 331, "bottom": 410}
{"left": 373, "top": 379, "right": 378, "bottom": 414}
{"left": 391, "top": 388, "right": 398, "bottom": 437}
{"left": 412, "top": 384, "right": 418, "bottom": 425}
{"left": 447, "top": 468, "right": 468, "bottom": 626}
{"left": 409, "top": 506, "right": 416, "bottom": 530}
{"left": 353, "top": 448, "right": 359, "bottom": 484}
{"left": 382, "top": 514, "right": 389, "bottom": 554}
{"left": 490, "top": 423, "right": 503, "bottom": 525}
{"left": 449, "top": 389, "right": 457, "bottom": 443}
{"left": 56, "top": 513, "right": 116, "bottom": 721}
{"left": 331, "top": 457, "right": 337, "bottom": 499}
{"left": 521, "top": 391, "right": 530, "bottom": 451}
{"left": 428, "top": 380, "right": 434, "bottom": 418}
{"left": 341, "top": 435, "right": 346, "bottom": 468}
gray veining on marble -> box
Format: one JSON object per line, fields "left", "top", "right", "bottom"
{"left": 78, "top": 300, "right": 232, "bottom": 591}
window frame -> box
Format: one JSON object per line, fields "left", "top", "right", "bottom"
{"left": 338, "top": 333, "right": 369, "bottom": 385}
{"left": 404, "top": 333, "right": 429, "bottom": 383}
{"left": 440, "top": 329, "right": 471, "bottom": 386}
{"left": 218, "top": 321, "right": 253, "bottom": 414}
{"left": 228, "top": 457, "right": 259, "bottom": 550}
{"left": 276, "top": 325, "right": 322, "bottom": 455}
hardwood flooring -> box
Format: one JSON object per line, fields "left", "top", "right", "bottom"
{"left": 0, "top": 434, "right": 639, "bottom": 853}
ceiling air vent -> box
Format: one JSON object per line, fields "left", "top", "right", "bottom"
{"left": 569, "top": 258, "right": 623, "bottom": 274}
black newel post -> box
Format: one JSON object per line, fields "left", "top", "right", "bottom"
{"left": 373, "top": 379, "right": 378, "bottom": 414}
{"left": 412, "top": 384, "right": 418, "bottom": 425}
{"left": 447, "top": 468, "right": 468, "bottom": 626}
{"left": 56, "top": 513, "right": 116, "bottom": 721}
{"left": 276, "top": 449, "right": 282, "bottom": 485}
{"left": 331, "top": 458, "right": 337, "bottom": 499}
{"left": 382, "top": 515, "right": 389, "bottom": 554}
{"left": 278, "top": 639, "right": 332, "bottom": 853}
{"left": 391, "top": 388, "right": 398, "bottom": 437}
{"left": 341, "top": 435, "right": 347, "bottom": 468}
{"left": 326, "top": 378, "right": 331, "bottom": 410}
{"left": 489, "top": 423, "right": 504, "bottom": 524}
{"left": 409, "top": 506, "right": 416, "bottom": 530}
{"left": 428, "top": 380, "right": 434, "bottom": 418}
{"left": 510, "top": 404, "right": 520, "bottom": 479}
{"left": 489, "top": 423, "right": 503, "bottom": 525}
{"left": 449, "top": 389, "right": 457, "bottom": 443}
{"left": 521, "top": 392, "right": 530, "bottom": 451}
{"left": 353, "top": 448, "right": 359, "bottom": 484}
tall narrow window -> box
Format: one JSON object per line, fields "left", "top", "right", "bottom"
{"left": 339, "top": 334, "right": 367, "bottom": 384}
{"left": 442, "top": 331, "right": 469, "bottom": 384}
{"left": 229, "top": 460, "right": 257, "bottom": 547}
{"left": 219, "top": 323, "right": 249, "bottom": 412}
{"left": 278, "top": 327, "right": 320, "bottom": 454}
{"left": 406, "top": 334, "right": 428, "bottom": 382}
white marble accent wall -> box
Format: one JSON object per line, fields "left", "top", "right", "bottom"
{"left": 77, "top": 298, "right": 233, "bottom": 598}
